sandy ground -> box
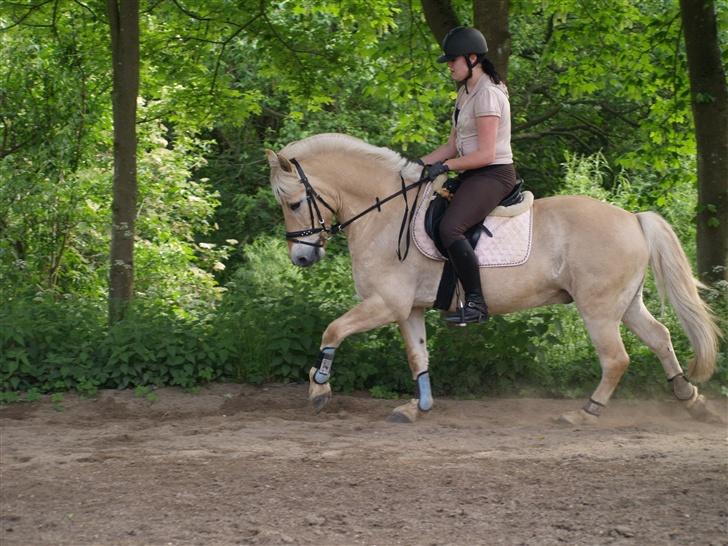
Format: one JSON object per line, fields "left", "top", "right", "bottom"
{"left": 0, "top": 383, "right": 726, "bottom": 546}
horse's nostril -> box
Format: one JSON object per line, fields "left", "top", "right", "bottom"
{"left": 297, "top": 256, "right": 309, "bottom": 266}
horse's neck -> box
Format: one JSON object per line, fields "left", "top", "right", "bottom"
{"left": 337, "top": 166, "right": 422, "bottom": 254}
{"left": 309, "top": 153, "right": 414, "bottom": 225}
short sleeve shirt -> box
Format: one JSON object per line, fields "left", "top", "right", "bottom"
{"left": 452, "top": 76, "right": 513, "bottom": 165}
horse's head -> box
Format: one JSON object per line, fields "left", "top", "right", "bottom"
{"left": 265, "top": 149, "right": 335, "bottom": 267}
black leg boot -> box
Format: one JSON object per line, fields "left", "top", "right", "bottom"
{"left": 444, "top": 239, "right": 489, "bottom": 324}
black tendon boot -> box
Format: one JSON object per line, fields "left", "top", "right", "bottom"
{"left": 445, "top": 239, "right": 489, "bottom": 324}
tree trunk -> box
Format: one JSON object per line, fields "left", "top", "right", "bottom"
{"left": 474, "top": 0, "right": 511, "bottom": 81}
{"left": 679, "top": 0, "right": 728, "bottom": 283}
{"left": 421, "top": 0, "right": 460, "bottom": 43}
{"left": 107, "top": 0, "right": 139, "bottom": 323}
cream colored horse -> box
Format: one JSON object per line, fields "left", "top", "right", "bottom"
{"left": 265, "top": 133, "right": 721, "bottom": 424}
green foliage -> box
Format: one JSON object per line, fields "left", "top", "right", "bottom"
{"left": 369, "top": 385, "right": 400, "bottom": 400}
{"left": 134, "top": 385, "right": 159, "bottom": 403}
{"left": 506, "top": 0, "right": 711, "bottom": 198}
{"left": 0, "top": 392, "right": 20, "bottom": 404}
{"left": 2, "top": 233, "right": 725, "bottom": 398}
{"left": 0, "top": 292, "right": 105, "bottom": 393}
{"left": 215, "top": 236, "right": 398, "bottom": 390}
{"left": 0, "top": 292, "right": 232, "bottom": 393}
{"left": 50, "top": 393, "right": 64, "bottom": 412}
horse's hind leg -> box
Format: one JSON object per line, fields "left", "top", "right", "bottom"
{"left": 622, "top": 292, "right": 717, "bottom": 421}
{"left": 559, "top": 318, "right": 630, "bottom": 425}
{"left": 622, "top": 291, "right": 683, "bottom": 380}
{"left": 388, "top": 307, "right": 430, "bottom": 424}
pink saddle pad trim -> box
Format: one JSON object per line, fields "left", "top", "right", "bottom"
{"left": 411, "top": 184, "right": 533, "bottom": 268}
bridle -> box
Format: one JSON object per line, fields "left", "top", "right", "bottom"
{"left": 283, "top": 158, "right": 338, "bottom": 248}
{"left": 284, "top": 158, "right": 428, "bottom": 261}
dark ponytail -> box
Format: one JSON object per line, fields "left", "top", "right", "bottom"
{"left": 478, "top": 56, "right": 501, "bottom": 84}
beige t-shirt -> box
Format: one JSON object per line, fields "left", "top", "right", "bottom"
{"left": 452, "top": 76, "right": 513, "bottom": 165}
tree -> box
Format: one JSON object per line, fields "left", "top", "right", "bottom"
{"left": 474, "top": 0, "right": 511, "bottom": 79}
{"left": 421, "top": 0, "right": 459, "bottom": 43}
{"left": 107, "top": 0, "right": 139, "bottom": 323}
{"left": 679, "top": 0, "right": 728, "bottom": 282}
{"left": 0, "top": 3, "right": 112, "bottom": 296}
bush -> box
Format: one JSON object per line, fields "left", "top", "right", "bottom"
{"left": 2, "top": 151, "right": 725, "bottom": 399}
{"left": 215, "top": 232, "right": 726, "bottom": 399}
{"left": 215, "top": 236, "right": 409, "bottom": 391}
{"left": 0, "top": 292, "right": 232, "bottom": 394}
{"left": 0, "top": 292, "right": 106, "bottom": 394}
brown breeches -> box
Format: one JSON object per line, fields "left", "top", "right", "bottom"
{"left": 439, "top": 163, "right": 518, "bottom": 249}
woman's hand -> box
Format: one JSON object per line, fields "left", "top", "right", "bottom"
{"left": 422, "top": 161, "right": 450, "bottom": 180}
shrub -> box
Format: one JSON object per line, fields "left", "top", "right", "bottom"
{"left": 0, "top": 292, "right": 231, "bottom": 394}
{"left": 2, "top": 153, "right": 725, "bottom": 399}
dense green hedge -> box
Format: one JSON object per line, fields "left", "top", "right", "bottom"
{"left": 3, "top": 235, "right": 726, "bottom": 401}
{"left": 3, "top": 154, "right": 726, "bottom": 401}
{"left": 0, "top": 295, "right": 228, "bottom": 395}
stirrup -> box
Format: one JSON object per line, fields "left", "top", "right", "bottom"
{"left": 445, "top": 299, "right": 489, "bottom": 325}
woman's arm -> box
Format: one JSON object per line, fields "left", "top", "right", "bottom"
{"left": 442, "top": 115, "right": 498, "bottom": 172}
{"left": 421, "top": 127, "right": 457, "bottom": 164}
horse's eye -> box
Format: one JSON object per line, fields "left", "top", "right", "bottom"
{"left": 289, "top": 201, "right": 302, "bottom": 211}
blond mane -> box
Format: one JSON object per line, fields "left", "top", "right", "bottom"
{"left": 271, "top": 134, "right": 422, "bottom": 201}
{"left": 281, "top": 133, "right": 406, "bottom": 170}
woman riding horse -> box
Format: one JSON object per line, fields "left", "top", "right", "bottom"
{"left": 421, "top": 26, "right": 518, "bottom": 324}
{"left": 265, "top": 28, "right": 720, "bottom": 424}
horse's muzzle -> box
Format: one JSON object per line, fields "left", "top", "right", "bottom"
{"left": 290, "top": 243, "right": 324, "bottom": 267}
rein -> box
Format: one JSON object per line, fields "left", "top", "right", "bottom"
{"left": 285, "top": 158, "right": 427, "bottom": 261}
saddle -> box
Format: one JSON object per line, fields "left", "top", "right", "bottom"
{"left": 422, "top": 179, "right": 527, "bottom": 310}
{"left": 424, "top": 179, "right": 526, "bottom": 255}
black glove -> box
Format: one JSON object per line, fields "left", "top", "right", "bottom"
{"left": 422, "top": 161, "right": 450, "bottom": 180}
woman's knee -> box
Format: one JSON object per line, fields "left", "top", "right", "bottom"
{"left": 439, "top": 218, "right": 464, "bottom": 249}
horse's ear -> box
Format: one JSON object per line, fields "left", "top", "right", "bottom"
{"left": 264, "top": 149, "right": 293, "bottom": 173}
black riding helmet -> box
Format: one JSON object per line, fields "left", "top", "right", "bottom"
{"left": 437, "top": 27, "right": 488, "bottom": 63}
{"left": 437, "top": 27, "right": 489, "bottom": 92}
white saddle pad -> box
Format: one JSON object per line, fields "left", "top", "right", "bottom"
{"left": 411, "top": 183, "right": 534, "bottom": 267}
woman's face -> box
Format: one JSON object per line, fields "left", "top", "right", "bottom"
{"left": 447, "top": 55, "right": 474, "bottom": 82}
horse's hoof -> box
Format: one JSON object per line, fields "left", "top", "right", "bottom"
{"left": 386, "top": 410, "right": 414, "bottom": 424}
{"left": 308, "top": 367, "right": 332, "bottom": 414}
{"left": 386, "top": 400, "right": 419, "bottom": 423}
{"left": 311, "top": 393, "right": 331, "bottom": 414}
{"left": 556, "top": 409, "right": 598, "bottom": 426}
{"left": 686, "top": 396, "right": 726, "bottom": 424}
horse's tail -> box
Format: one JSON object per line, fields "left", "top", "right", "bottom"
{"left": 636, "top": 212, "right": 721, "bottom": 382}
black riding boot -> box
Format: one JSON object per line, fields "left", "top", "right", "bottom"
{"left": 445, "top": 239, "right": 489, "bottom": 324}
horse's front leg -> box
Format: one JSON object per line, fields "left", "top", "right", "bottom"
{"left": 388, "top": 307, "right": 431, "bottom": 423}
{"left": 309, "top": 295, "right": 397, "bottom": 413}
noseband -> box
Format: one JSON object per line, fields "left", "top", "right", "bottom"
{"left": 284, "top": 158, "right": 338, "bottom": 248}
{"left": 284, "top": 158, "right": 428, "bottom": 260}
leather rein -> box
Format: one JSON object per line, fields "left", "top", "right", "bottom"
{"left": 284, "top": 158, "right": 428, "bottom": 261}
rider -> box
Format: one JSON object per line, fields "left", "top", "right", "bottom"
{"left": 421, "top": 26, "right": 517, "bottom": 324}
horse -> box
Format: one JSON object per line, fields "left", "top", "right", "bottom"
{"left": 265, "top": 133, "right": 721, "bottom": 424}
